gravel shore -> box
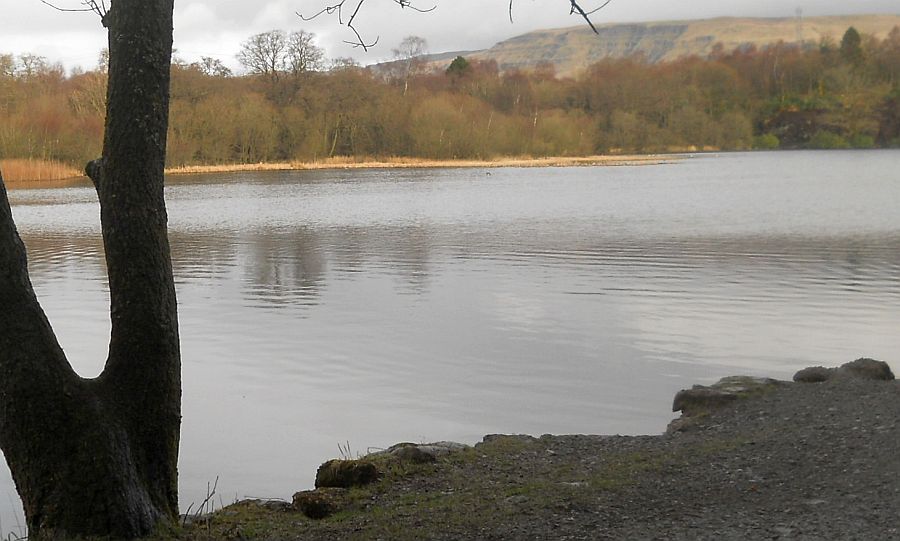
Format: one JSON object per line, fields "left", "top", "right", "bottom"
{"left": 181, "top": 362, "right": 899, "bottom": 540}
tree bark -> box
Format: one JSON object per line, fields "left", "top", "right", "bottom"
{"left": 0, "top": 0, "right": 180, "bottom": 538}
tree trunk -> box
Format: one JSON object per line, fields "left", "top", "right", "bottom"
{"left": 0, "top": 0, "right": 180, "bottom": 538}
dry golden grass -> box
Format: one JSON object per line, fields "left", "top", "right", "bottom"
{"left": 1, "top": 154, "right": 673, "bottom": 187}
{"left": 0, "top": 158, "right": 83, "bottom": 183}
{"left": 166, "top": 154, "right": 670, "bottom": 176}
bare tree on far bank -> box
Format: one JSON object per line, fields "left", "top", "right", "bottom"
{"left": 392, "top": 35, "right": 428, "bottom": 95}
{"left": 238, "top": 29, "right": 326, "bottom": 82}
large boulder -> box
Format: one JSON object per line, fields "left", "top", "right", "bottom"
{"left": 371, "top": 441, "right": 470, "bottom": 464}
{"left": 315, "top": 459, "right": 378, "bottom": 489}
{"left": 672, "top": 387, "right": 738, "bottom": 416}
{"left": 793, "top": 358, "right": 895, "bottom": 383}
{"left": 292, "top": 488, "right": 348, "bottom": 519}
{"left": 793, "top": 366, "right": 833, "bottom": 383}
{"left": 385, "top": 444, "right": 436, "bottom": 464}
{"left": 836, "top": 358, "right": 895, "bottom": 381}
{"left": 672, "top": 375, "right": 781, "bottom": 416}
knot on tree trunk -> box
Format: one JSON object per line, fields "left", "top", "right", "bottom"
{"left": 85, "top": 158, "right": 104, "bottom": 192}
{"left": 101, "top": 5, "right": 114, "bottom": 29}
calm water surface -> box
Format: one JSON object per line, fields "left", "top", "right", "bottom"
{"left": 2, "top": 150, "right": 899, "bottom": 527}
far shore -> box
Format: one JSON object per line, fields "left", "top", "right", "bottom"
{"left": 2, "top": 154, "right": 679, "bottom": 187}
{"left": 163, "top": 154, "right": 677, "bottom": 176}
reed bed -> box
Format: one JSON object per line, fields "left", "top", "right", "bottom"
{"left": 1, "top": 154, "right": 673, "bottom": 185}
{"left": 0, "top": 159, "right": 83, "bottom": 183}
{"left": 165, "top": 154, "right": 670, "bottom": 176}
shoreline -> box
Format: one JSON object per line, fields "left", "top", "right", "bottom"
{"left": 2, "top": 154, "right": 677, "bottom": 187}
{"left": 163, "top": 154, "right": 676, "bottom": 176}
{"left": 172, "top": 359, "right": 899, "bottom": 540}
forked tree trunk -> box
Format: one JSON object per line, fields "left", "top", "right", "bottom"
{"left": 0, "top": 0, "right": 180, "bottom": 538}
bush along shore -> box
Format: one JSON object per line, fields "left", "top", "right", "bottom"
{"left": 170, "top": 358, "right": 898, "bottom": 540}
{"left": 3, "top": 25, "right": 900, "bottom": 175}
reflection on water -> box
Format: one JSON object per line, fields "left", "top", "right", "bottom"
{"left": 2, "top": 150, "right": 899, "bottom": 527}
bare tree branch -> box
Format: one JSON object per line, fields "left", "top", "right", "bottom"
{"left": 568, "top": 0, "right": 610, "bottom": 33}
{"left": 302, "top": 1, "right": 611, "bottom": 49}
{"left": 583, "top": 0, "right": 613, "bottom": 16}
{"left": 298, "top": 0, "right": 436, "bottom": 51}
{"left": 38, "top": 0, "right": 108, "bottom": 18}
{"left": 505, "top": 0, "right": 608, "bottom": 32}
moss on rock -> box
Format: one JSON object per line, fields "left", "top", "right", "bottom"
{"left": 315, "top": 459, "right": 379, "bottom": 489}
{"left": 292, "top": 488, "right": 349, "bottom": 519}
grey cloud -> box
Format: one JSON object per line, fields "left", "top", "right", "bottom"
{"left": 1, "top": 0, "right": 898, "bottom": 71}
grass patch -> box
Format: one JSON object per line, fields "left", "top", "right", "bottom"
{"left": 169, "top": 434, "right": 752, "bottom": 540}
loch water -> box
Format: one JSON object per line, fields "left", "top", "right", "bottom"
{"left": 3, "top": 150, "right": 899, "bottom": 527}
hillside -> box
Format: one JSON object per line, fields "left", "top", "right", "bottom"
{"left": 414, "top": 14, "right": 900, "bottom": 77}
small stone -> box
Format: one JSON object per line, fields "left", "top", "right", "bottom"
{"left": 794, "top": 366, "right": 834, "bottom": 383}
{"left": 292, "top": 488, "right": 348, "bottom": 519}
{"left": 258, "top": 499, "right": 292, "bottom": 512}
{"left": 315, "top": 459, "right": 379, "bottom": 488}
{"left": 836, "top": 358, "right": 895, "bottom": 381}
{"left": 506, "top": 494, "right": 529, "bottom": 505}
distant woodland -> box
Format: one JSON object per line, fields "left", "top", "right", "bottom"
{"left": 1, "top": 25, "right": 899, "bottom": 174}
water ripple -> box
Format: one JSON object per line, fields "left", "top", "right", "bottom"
{"left": 4, "top": 150, "right": 899, "bottom": 521}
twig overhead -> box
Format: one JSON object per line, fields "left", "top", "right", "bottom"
{"left": 300, "top": 0, "right": 612, "bottom": 50}
{"left": 38, "top": 0, "right": 108, "bottom": 18}
{"left": 299, "top": 0, "right": 436, "bottom": 51}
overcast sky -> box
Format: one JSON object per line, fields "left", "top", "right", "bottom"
{"left": 2, "top": 0, "right": 898, "bottom": 73}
